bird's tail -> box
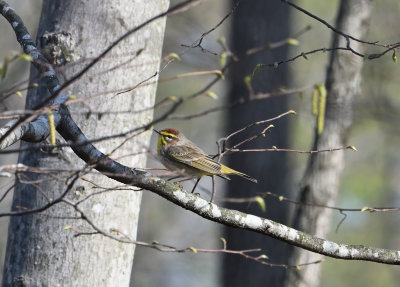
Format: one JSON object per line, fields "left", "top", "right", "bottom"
{"left": 220, "top": 164, "right": 257, "bottom": 183}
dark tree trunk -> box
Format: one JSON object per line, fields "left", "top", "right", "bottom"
{"left": 222, "top": 1, "right": 291, "bottom": 286}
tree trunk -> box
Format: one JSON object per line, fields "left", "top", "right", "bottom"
{"left": 284, "top": 1, "right": 373, "bottom": 286}
{"left": 222, "top": 1, "right": 291, "bottom": 286}
{"left": 2, "top": 0, "right": 168, "bottom": 286}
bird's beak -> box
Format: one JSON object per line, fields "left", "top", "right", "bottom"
{"left": 153, "top": 129, "right": 162, "bottom": 135}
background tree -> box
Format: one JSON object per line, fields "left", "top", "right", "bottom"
{"left": 223, "top": 1, "right": 292, "bottom": 286}
{"left": 2, "top": 0, "right": 168, "bottom": 285}
{"left": 0, "top": 0, "right": 41, "bottom": 276}
{"left": 284, "top": 0, "right": 373, "bottom": 286}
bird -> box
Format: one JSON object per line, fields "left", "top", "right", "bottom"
{"left": 154, "top": 128, "right": 257, "bottom": 200}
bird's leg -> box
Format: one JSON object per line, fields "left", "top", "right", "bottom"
{"left": 175, "top": 177, "right": 194, "bottom": 183}
{"left": 210, "top": 175, "right": 216, "bottom": 203}
{"left": 167, "top": 175, "right": 182, "bottom": 182}
{"left": 191, "top": 177, "right": 201, "bottom": 193}
{"left": 171, "top": 177, "right": 194, "bottom": 189}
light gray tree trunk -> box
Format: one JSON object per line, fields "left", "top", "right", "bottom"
{"left": 2, "top": 0, "right": 168, "bottom": 286}
{"left": 284, "top": 1, "right": 373, "bottom": 287}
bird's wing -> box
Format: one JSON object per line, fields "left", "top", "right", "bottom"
{"left": 166, "top": 145, "right": 222, "bottom": 175}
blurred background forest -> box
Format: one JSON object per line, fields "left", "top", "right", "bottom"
{"left": 1, "top": 0, "right": 400, "bottom": 286}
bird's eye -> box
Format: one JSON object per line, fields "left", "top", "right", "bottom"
{"left": 165, "top": 135, "right": 173, "bottom": 140}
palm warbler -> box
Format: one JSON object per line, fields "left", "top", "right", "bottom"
{"left": 154, "top": 128, "right": 257, "bottom": 183}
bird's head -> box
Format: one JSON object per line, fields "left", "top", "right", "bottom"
{"left": 154, "top": 128, "right": 181, "bottom": 151}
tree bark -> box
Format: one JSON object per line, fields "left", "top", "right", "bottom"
{"left": 284, "top": 1, "right": 374, "bottom": 287}
{"left": 2, "top": 0, "right": 168, "bottom": 286}
{"left": 223, "top": 0, "right": 291, "bottom": 286}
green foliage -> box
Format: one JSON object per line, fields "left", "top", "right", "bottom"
{"left": 243, "top": 75, "right": 252, "bottom": 85}
{"left": 311, "top": 84, "right": 327, "bottom": 134}
{"left": 255, "top": 196, "right": 266, "bottom": 212}
{"left": 18, "top": 53, "right": 32, "bottom": 62}
{"left": 219, "top": 51, "right": 227, "bottom": 67}
{"left": 252, "top": 64, "right": 262, "bottom": 76}
{"left": 205, "top": 91, "right": 218, "bottom": 99}
{"left": 0, "top": 56, "right": 9, "bottom": 79}
{"left": 286, "top": 38, "right": 300, "bottom": 46}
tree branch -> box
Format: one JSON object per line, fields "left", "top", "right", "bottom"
{"left": 1, "top": 0, "right": 399, "bottom": 267}
{"left": 118, "top": 174, "right": 400, "bottom": 265}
